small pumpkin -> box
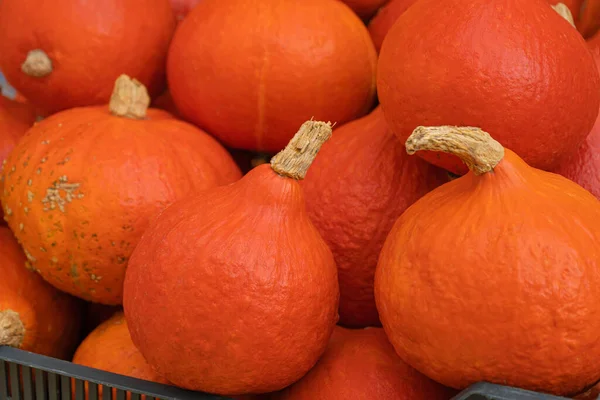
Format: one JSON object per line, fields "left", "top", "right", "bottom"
{"left": 1, "top": 75, "right": 242, "bottom": 305}
{"left": 375, "top": 126, "right": 600, "bottom": 396}
{"left": 274, "top": 326, "right": 455, "bottom": 400}
{"left": 167, "top": 0, "right": 377, "bottom": 153}
{"left": 73, "top": 311, "right": 169, "bottom": 398}
{"left": 301, "top": 107, "right": 447, "bottom": 327}
{"left": 338, "top": 0, "right": 389, "bottom": 20}
{"left": 368, "top": 0, "right": 418, "bottom": 52}
{"left": 0, "top": 0, "right": 176, "bottom": 114}
{"left": 123, "top": 121, "right": 340, "bottom": 396}
{"left": 0, "top": 226, "right": 82, "bottom": 360}
{"left": 377, "top": 0, "right": 600, "bottom": 174}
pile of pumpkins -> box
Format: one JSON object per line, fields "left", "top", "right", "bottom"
{"left": 1, "top": 0, "right": 600, "bottom": 399}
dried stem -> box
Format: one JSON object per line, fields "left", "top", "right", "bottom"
{"left": 551, "top": 2, "right": 576, "bottom": 27}
{"left": 0, "top": 310, "right": 25, "bottom": 348}
{"left": 406, "top": 126, "right": 505, "bottom": 175}
{"left": 270, "top": 120, "right": 334, "bottom": 180}
{"left": 21, "top": 50, "right": 53, "bottom": 78}
{"left": 109, "top": 74, "right": 150, "bottom": 119}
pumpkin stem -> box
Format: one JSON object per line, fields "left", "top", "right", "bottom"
{"left": 21, "top": 49, "right": 53, "bottom": 78}
{"left": 109, "top": 74, "right": 150, "bottom": 120}
{"left": 270, "top": 120, "right": 334, "bottom": 180}
{"left": 406, "top": 126, "right": 505, "bottom": 175}
{"left": 551, "top": 2, "right": 576, "bottom": 27}
{"left": 0, "top": 310, "right": 25, "bottom": 348}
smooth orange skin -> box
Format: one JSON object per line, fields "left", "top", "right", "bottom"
{"left": 0, "top": 227, "right": 82, "bottom": 360}
{"left": 368, "top": 0, "right": 418, "bottom": 52}
{"left": 73, "top": 312, "right": 169, "bottom": 393}
{"left": 1, "top": 107, "right": 242, "bottom": 305}
{"left": 123, "top": 165, "right": 340, "bottom": 395}
{"left": 167, "top": 0, "right": 378, "bottom": 153}
{"left": 0, "top": 0, "right": 176, "bottom": 115}
{"left": 377, "top": 0, "right": 600, "bottom": 175}
{"left": 274, "top": 326, "right": 456, "bottom": 400}
{"left": 301, "top": 108, "right": 447, "bottom": 328}
{"left": 552, "top": 51, "right": 600, "bottom": 198}
{"left": 375, "top": 150, "right": 600, "bottom": 396}
{"left": 0, "top": 96, "right": 37, "bottom": 222}
{"left": 337, "top": 0, "right": 389, "bottom": 20}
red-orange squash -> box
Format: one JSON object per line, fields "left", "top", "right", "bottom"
{"left": 123, "top": 121, "right": 340, "bottom": 396}
{"left": 167, "top": 0, "right": 377, "bottom": 153}
{"left": 274, "top": 326, "right": 455, "bottom": 400}
{"left": 375, "top": 125, "right": 600, "bottom": 396}
{"left": 301, "top": 107, "right": 447, "bottom": 328}
{"left": 377, "top": 0, "right": 600, "bottom": 175}
{"left": 552, "top": 47, "right": 600, "bottom": 198}
{"left": 0, "top": 75, "right": 242, "bottom": 305}
{"left": 338, "top": 0, "right": 389, "bottom": 20}
{"left": 0, "top": 227, "right": 82, "bottom": 360}
{"left": 577, "top": 0, "right": 600, "bottom": 38}
{"left": 368, "top": 0, "right": 418, "bottom": 52}
{"left": 73, "top": 311, "right": 169, "bottom": 398}
{"left": 0, "top": 0, "right": 176, "bottom": 115}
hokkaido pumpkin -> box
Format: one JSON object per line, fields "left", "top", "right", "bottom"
{"left": 123, "top": 121, "right": 340, "bottom": 396}
{"left": 375, "top": 126, "right": 600, "bottom": 396}
{"left": 0, "top": 227, "right": 82, "bottom": 360}
{"left": 338, "top": 0, "right": 389, "bottom": 20}
{"left": 72, "top": 312, "right": 169, "bottom": 399}
{"left": 368, "top": 0, "right": 418, "bottom": 52}
{"left": 301, "top": 108, "right": 447, "bottom": 327}
{"left": 377, "top": 0, "right": 600, "bottom": 175}
{"left": 0, "top": 75, "right": 242, "bottom": 305}
{"left": 167, "top": 0, "right": 377, "bottom": 153}
{"left": 0, "top": 0, "right": 176, "bottom": 114}
{"left": 553, "top": 49, "right": 600, "bottom": 198}
{"left": 274, "top": 326, "right": 456, "bottom": 400}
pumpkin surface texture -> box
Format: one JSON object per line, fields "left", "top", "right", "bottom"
{"left": 274, "top": 326, "right": 455, "bottom": 400}
{"left": 0, "top": 0, "right": 176, "bottom": 114}
{"left": 377, "top": 0, "right": 600, "bottom": 175}
{"left": 375, "top": 126, "right": 600, "bottom": 396}
{"left": 123, "top": 121, "right": 340, "bottom": 396}
{"left": 0, "top": 75, "right": 242, "bottom": 305}
{"left": 73, "top": 311, "right": 169, "bottom": 397}
{"left": 0, "top": 227, "right": 82, "bottom": 360}
{"left": 167, "top": 0, "right": 377, "bottom": 153}
{"left": 301, "top": 107, "right": 447, "bottom": 327}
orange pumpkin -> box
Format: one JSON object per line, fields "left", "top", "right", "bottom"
{"left": 375, "top": 125, "right": 600, "bottom": 396}
{"left": 167, "top": 0, "right": 377, "bottom": 153}
{"left": 377, "top": 0, "right": 600, "bottom": 175}
{"left": 73, "top": 311, "right": 169, "bottom": 398}
{"left": 274, "top": 326, "right": 456, "bottom": 400}
{"left": 123, "top": 121, "right": 340, "bottom": 396}
{"left": 368, "top": 0, "right": 418, "bottom": 52}
{"left": 169, "top": 0, "right": 202, "bottom": 21}
{"left": 0, "top": 227, "right": 82, "bottom": 360}
{"left": 0, "top": 75, "right": 242, "bottom": 305}
{"left": 0, "top": 0, "right": 176, "bottom": 115}
{"left": 301, "top": 108, "right": 447, "bottom": 327}
{"left": 338, "top": 0, "right": 389, "bottom": 20}
{"left": 577, "top": 0, "right": 600, "bottom": 38}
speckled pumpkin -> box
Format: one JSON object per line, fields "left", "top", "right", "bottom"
{"left": 0, "top": 75, "right": 242, "bottom": 305}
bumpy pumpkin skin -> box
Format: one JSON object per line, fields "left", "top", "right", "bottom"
{"left": 0, "top": 227, "right": 82, "bottom": 360}
{"left": 375, "top": 149, "right": 600, "bottom": 396}
{"left": 368, "top": 0, "right": 418, "bottom": 52}
{"left": 301, "top": 108, "right": 447, "bottom": 328}
{"left": 1, "top": 107, "right": 242, "bottom": 305}
{"left": 73, "top": 312, "right": 169, "bottom": 386}
{"left": 552, "top": 50, "right": 600, "bottom": 198}
{"left": 377, "top": 0, "right": 600, "bottom": 174}
{"left": 124, "top": 164, "right": 340, "bottom": 395}
{"left": 0, "top": 0, "right": 176, "bottom": 114}
{"left": 167, "top": 0, "right": 377, "bottom": 153}
{"left": 274, "top": 326, "right": 455, "bottom": 400}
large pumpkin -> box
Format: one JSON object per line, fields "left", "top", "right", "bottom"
{"left": 377, "top": 0, "right": 600, "bottom": 175}
{"left": 274, "top": 326, "right": 455, "bottom": 400}
{"left": 167, "top": 0, "right": 377, "bottom": 153}
{"left": 123, "top": 121, "right": 339, "bottom": 396}
{"left": 0, "top": 0, "right": 176, "bottom": 114}
{"left": 301, "top": 107, "right": 446, "bottom": 327}
{"left": 375, "top": 125, "right": 600, "bottom": 396}
{"left": 0, "top": 75, "right": 242, "bottom": 305}
{"left": 0, "top": 227, "right": 82, "bottom": 360}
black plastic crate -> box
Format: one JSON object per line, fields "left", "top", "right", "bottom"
{"left": 0, "top": 345, "right": 585, "bottom": 400}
